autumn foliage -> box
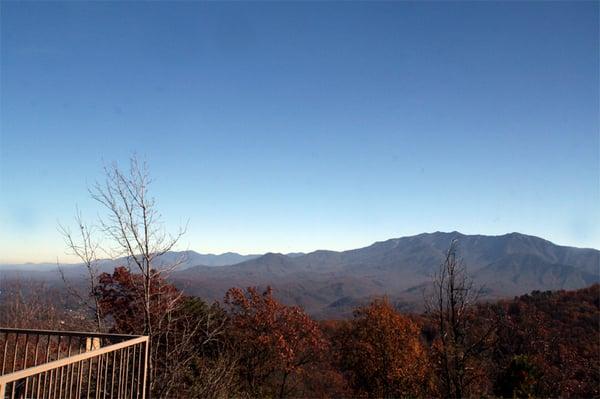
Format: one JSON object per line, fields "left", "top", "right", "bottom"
{"left": 97, "top": 266, "right": 182, "bottom": 335}
{"left": 334, "top": 298, "right": 430, "bottom": 398}
{"left": 96, "top": 267, "right": 222, "bottom": 398}
{"left": 488, "top": 285, "right": 600, "bottom": 398}
{"left": 224, "top": 286, "right": 332, "bottom": 398}
{"left": 7, "top": 269, "right": 598, "bottom": 398}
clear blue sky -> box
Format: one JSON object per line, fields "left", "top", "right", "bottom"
{"left": 1, "top": 1, "right": 598, "bottom": 263}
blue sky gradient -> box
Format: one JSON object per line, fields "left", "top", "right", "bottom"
{"left": 1, "top": 2, "right": 598, "bottom": 262}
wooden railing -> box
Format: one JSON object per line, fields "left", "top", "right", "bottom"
{"left": 0, "top": 328, "right": 148, "bottom": 399}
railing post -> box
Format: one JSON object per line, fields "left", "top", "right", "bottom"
{"left": 142, "top": 338, "right": 149, "bottom": 399}
{"left": 86, "top": 337, "right": 101, "bottom": 352}
{"left": 0, "top": 381, "right": 5, "bottom": 398}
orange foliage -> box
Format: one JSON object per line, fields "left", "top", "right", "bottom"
{"left": 224, "top": 286, "right": 330, "bottom": 398}
{"left": 489, "top": 284, "right": 600, "bottom": 398}
{"left": 335, "top": 298, "right": 431, "bottom": 398}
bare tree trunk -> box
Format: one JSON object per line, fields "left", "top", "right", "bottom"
{"left": 425, "top": 239, "right": 495, "bottom": 399}
{"left": 278, "top": 371, "right": 289, "bottom": 399}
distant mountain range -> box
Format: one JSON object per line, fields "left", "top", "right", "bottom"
{"left": 171, "top": 232, "right": 600, "bottom": 318}
{"left": 2, "top": 232, "right": 598, "bottom": 319}
{"left": 0, "top": 251, "right": 298, "bottom": 271}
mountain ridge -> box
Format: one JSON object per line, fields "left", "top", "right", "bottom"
{"left": 172, "top": 231, "right": 600, "bottom": 318}
{"left": 2, "top": 231, "right": 598, "bottom": 318}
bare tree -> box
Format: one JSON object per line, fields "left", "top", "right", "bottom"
{"left": 92, "top": 157, "right": 186, "bottom": 324}
{"left": 58, "top": 208, "right": 104, "bottom": 331}
{"left": 88, "top": 155, "right": 189, "bottom": 396}
{"left": 425, "top": 239, "right": 496, "bottom": 398}
{"left": 188, "top": 353, "right": 240, "bottom": 399}
{"left": 158, "top": 299, "right": 229, "bottom": 398}
{"left": 57, "top": 155, "right": 235, "bottom": 397}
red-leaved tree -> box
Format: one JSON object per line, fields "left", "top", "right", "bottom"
{"left": 224, "top": 286, "right": 328, "bottom": 398}
{"left": 336, "top": 298, "right": 431, "bottom": 398}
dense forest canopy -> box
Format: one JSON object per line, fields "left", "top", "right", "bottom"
{"left": 1, "top": 275, "right": 598, "bottom": 398}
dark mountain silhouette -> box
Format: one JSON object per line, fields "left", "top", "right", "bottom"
{"left": 172, "top": 232, "right": 599, "bottom": 318}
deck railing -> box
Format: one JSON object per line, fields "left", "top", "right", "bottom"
{"left": 0, "top": 328, "right": 148, "bottom": 399}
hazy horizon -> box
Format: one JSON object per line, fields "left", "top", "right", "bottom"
{"left": 2, "top": 230, "right": 599, "bottom": 265}
{"left": 1, "top": 2, "right": 598, "bottom": 263}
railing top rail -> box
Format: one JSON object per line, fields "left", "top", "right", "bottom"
{"left": 0, "top": 335, "right": 148, "bottom": 383}
{"left": 0, "top": 327, "right": 142, "bottom": 339}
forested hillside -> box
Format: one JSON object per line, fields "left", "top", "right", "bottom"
{"left": 172, "top": 232, "right": 599, "bottom": 317}
{"left": 2, "top": 274, "right": 597, "bottom": 398}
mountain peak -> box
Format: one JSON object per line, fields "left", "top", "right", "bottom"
{"left": 262, "top": 252, "right": 286, "bottom": 258}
